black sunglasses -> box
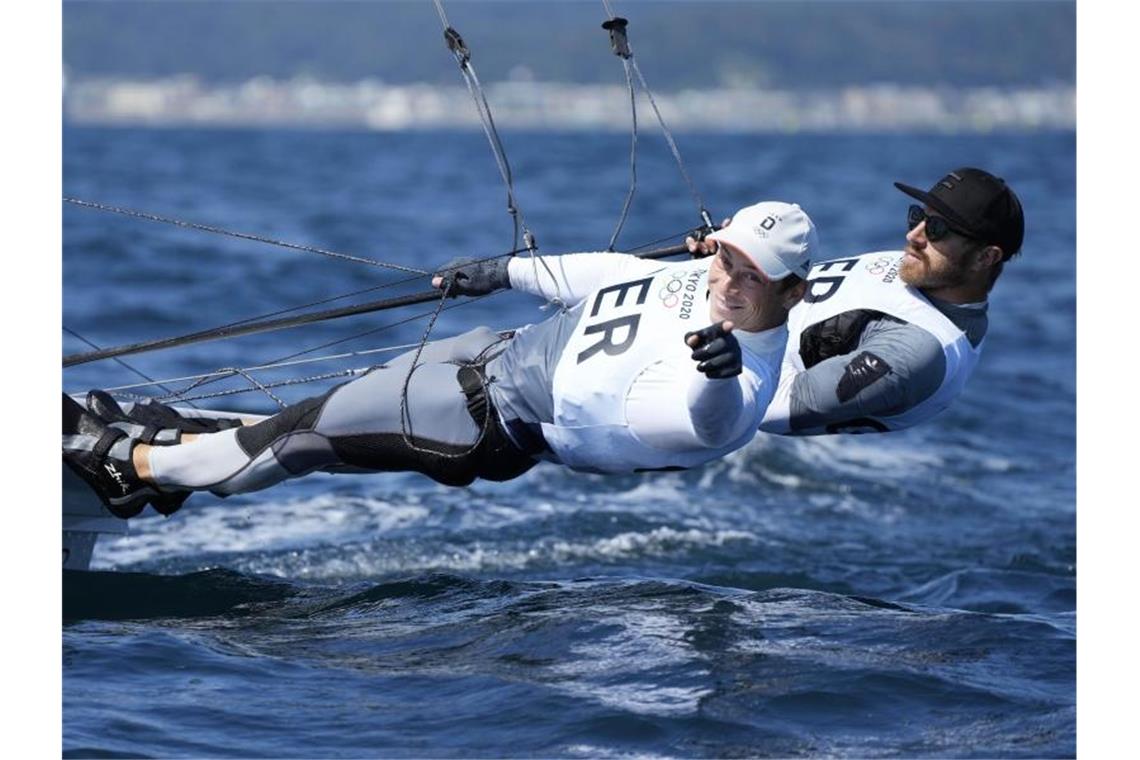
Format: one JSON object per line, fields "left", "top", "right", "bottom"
{"left": 907, "top": 205, "right": 975, "bottom": 242}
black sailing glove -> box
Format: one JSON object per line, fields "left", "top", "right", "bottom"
{"left": 432, "top": 256, "right": 512, "bottom": 297}
{"left": 685, "top": 321, "right": 742, "bottom": 379}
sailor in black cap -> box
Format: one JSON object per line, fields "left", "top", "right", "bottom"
{"left": 757, "top": 167, "right": 1024, "bottom": 435}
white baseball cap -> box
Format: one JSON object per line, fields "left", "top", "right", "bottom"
{"left": 707, "top": 201, "right": 818, "bottom": 280}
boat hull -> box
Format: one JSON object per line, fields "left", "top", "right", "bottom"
{"left": 63, "top": 466, "right": 128, "bottom": 571}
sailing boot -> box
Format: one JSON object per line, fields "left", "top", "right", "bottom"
{"left": 85, "top": 390, "right": 183, "bottom": 446}
{"left": 86, "top": 390, "right": 243, "bottom": 438}
{"left": 83, "top": 391, "right": 197, "bottom": 516}
{"left": 63, "top": 393, "right": 177, "bottom": 518}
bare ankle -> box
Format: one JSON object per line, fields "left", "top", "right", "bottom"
{"left": 132, "top": 443, "right": 153, "bottom": 482}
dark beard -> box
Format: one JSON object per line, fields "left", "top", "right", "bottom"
{"left": 900, "top": 251, "right": 970, "bottom": 290}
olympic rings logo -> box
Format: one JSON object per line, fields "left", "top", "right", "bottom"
{"left": 865, "top": 256, "right": 895, "bottom": 276}
{"left": 658, "top": 274, "right": 685, "bottom": 308}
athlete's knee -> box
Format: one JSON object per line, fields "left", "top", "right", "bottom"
{"left": 234, "top": 391, "right": 343, "bottom": 475}
{"left": 235, "top": 392, "right": 330, "bottom": 457}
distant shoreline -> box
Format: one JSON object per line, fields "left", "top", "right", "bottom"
{"left": 64, "top": 77, "right": 1076, "bottom": 134}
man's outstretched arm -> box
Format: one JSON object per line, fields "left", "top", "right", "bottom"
{"left": 433, "top": 252, "right": 658, "bottom": 306}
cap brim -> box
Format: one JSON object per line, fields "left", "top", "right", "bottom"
{"left": 706, "top": 230, "right": 793, "bottom": 281}
{"left": 893, "top": 181, "right": 975, "bottom": 233}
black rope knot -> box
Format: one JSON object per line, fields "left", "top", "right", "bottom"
{"left": 602, "top": 17, "right": 632, "bottom": 59}
{"left": 443, "top": 27, "right": 471, "bottom": 65}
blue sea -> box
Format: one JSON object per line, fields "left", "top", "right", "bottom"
{"left": 63, "top": 127, "right": 1076, "bottom": 758}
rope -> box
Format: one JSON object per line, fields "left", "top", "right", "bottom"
{"left": 65, "top": 4, "right": 709, "bottom": 415}
{"left": 205, "top": 367, "right": 288, "bottom": 409}
{"left": 64, "top": 197, "right": 429, "bottom": 275}
{"left": 119, "top": 368, "right": 369, "bottom": 405}
{"left": 225, "top": 246, "right": 527, "bottom": 332}
{"left": 130, "top": 365, "right": 288, "bottom": 408}
{"left": 259, "top": 294, "right": 492, "bottom": 367}
{"left": 431, "top": 1, "right": 567, "bottom": 307}
{"left": 93, "top": 297, "right": 492, "bottom": 406}
{"left": 100, "top": 343, "right": 424, "bottom": 395}
{"left": 62, "top": 325, "right": 200, "bottom": 407}
{"left": 625, "top": 225, "right": 711, "bottom": 253}
{"left": 609, "top": 61, "right": 639, "bottom": 251}
{"left": 598, "top": 1, "right": 714, "bottom": 231}
{"left": 431, "top": 2, "right": 534, "bottom": 255}
{"left": 395, "top": 279, "right": 494, "bottom": 459}
{"left": 628, "top": 61, "right": 713, "bottom": 229}
{"left": 217, "top": 278, "right": 423, "bottom": 328}
{"left": 602, "top": 16, "right": 637, "bottom": 251}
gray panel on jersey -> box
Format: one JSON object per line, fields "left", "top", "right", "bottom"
{"left": 486, "top": 301, "right": 585, "bottom": 426}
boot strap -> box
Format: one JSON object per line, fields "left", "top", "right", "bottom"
{"left": 137, "top": 424, "right": 162, "bottom": 444}
{"left": 92, "top": 427, "right": 127, "bottom": 460}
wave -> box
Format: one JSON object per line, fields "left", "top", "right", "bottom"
{"left": 64, "top": 569, "right": 1074, "bottom": 756}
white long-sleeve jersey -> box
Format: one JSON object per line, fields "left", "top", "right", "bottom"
{"left": 485, "top": 253, "right": 786, "bottom": 472}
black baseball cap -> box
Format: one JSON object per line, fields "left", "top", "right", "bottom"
{"left": 895, "top": 168, "right": 1024, "bottom": 260}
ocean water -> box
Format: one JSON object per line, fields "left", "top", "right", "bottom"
{"left": 63, "top": 127, "right": 1076, "bottom": 758}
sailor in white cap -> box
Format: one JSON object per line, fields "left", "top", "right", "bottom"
{"left": 64, "top": 201, "right": 818, "bottom": 517}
